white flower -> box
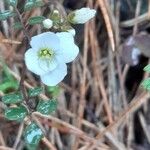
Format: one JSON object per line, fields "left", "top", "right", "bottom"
{"left": 43, "top": 19, "right": 53, "bottom": 29}
{"left": 25, "top": 32, "right": 79, "bottom": 86}
{"left": 67, "top": 28, "right": 76, "bottom": 36}
{"left": 71, "top": 8, "right": 96, "bottom": 24}
{"left": 132, "top": 47, "right": 141, "bottom": 65}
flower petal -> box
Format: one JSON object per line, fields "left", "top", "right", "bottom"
{"left": 25, "top": 48, "right": 57, "bottom": 76}
{"left": 38, "top": 58, "right": 58, "bottom": 72}
{"left": 30, "top": 32, "right": 60, "bottom": 51}
{"left": 56, "top": 32, "right": 79, "bottom": 63}
{"left": 73, "top": 8, "right": 96, "bottom": 24}
{"left": 40, "top": 63, "right": 67, "bottom": 86}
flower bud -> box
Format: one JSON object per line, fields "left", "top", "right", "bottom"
{"left": 67, "top": 29, "right": 76, "bottom": 36}
{"left": 68, "top": 7, "right": 96, "bottom": 24}
{"left": 43, "top": 19, "right": 53, "bottom": 29}
{"left": 50, "top": 10, "right": 61, "bottom": 23}
{"left": 53, "top": 10, "right": 59, "bottom": 14}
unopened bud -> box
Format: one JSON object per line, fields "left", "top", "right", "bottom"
{"left": 43, "top": 19, "right": 53, "bottom": 29}
{"left": 68, "top": 7, "right": 96, "bottom": 24}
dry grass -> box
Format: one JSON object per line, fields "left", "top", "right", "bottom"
{"left": 0, "top": 0, "right": 150, "bottom": 150}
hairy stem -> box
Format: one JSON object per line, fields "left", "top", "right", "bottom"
{"left": 15, "top": 7, "right": 30, "bottom": 107}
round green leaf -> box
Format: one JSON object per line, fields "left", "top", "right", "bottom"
{"left": 0, "top": 10, "right": 16, "bottom": 21}
{"left": 141, "top": 78, "right": 150, "bottom": 91}
{"left": 4, "top": 105, "right": 28, "bottom": 121}
{"left": 24, "top": 0, "right": 44, "bottom": 11}
{"left": 24, "top": 1, "right": 34, "bottom": 11}
{"left": 36, "top": 99, "right": 57, "bottom": 115}
{"left": 2, "top": 92, "right": 23, "bottom": 104}
{"left": 6, "top": 0, "right": 18, "bottom": 7}
{"left": 26, "top": 144, "right": 38, "bottom": 150}
{"left": 28, "top": 16, "right": 45, "bottom": 25}
{"left": 144, "top": 64, "right": 150, "bottom": 73}
{"left": 28, "top": 87, "right": 43, "bottom": 97}
{"left": 24, "top": 122, "right": 43, "bottom": 147}
{"left": 34, "top": 0, "right": 44, "bottom": 7}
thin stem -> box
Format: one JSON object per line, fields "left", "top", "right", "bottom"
{"left": 14, "top": 7, "right": 30, "bottom": 107}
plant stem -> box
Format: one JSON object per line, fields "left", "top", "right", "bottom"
{"left": 14, "top": 7, "right": 30, "bottom": 107}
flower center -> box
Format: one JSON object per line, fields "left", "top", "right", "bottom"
{"left": 38, "top": 48, "right": 54, "bottom": 60}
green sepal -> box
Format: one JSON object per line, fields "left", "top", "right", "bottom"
{"left": 28, "top": 16, "right": 45, "bottom": 25}
{"left": 144, "top": 64, "right": 150, "bottom": 73}
{"left": 28, "top": 87, "right": 43, "bottom": 97}
{"left": 2, "top": 92, "right": 23, "bottom": 104}
{"left": 24, "top": 0, "right": 44, "bottom": 11}
{"left": 0, "top": 10, "right": 16, "bottom": 21}
{"left": 67, "top": 12, "right": 76, "bottom": 24}
{"left": 37, "top": 99, "right": 57, "bottom": 115}
{"left": 6, "top": 0, "right": 18, "bottom": 7}
{"left": 60, "top": 24, "right": 73, "bottom": 32}
{"left": 50, "top": 10, "right": 61, "bottom": 23}
{"left": 141, "top": 78, "right": 150, "bottom": 90}
{"left": 24, "top": 122, "right": 43, "bottom": 148}
{"left": 4, "top": 105, "right": 28, "bottom": 121}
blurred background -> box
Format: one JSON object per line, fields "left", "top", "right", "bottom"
{"left": 1, "top": 0, "right": 150, "bottom": 149}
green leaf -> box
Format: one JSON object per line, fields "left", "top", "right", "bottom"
{"left": 4, "top": 105, "right": 28, "bottom": 121}
{"left": 28, "top": 16, "right": 45, "bottom": 25}
{"left": 2, "top": 92, "right": 23, "bottom": 104}
{"left": 24, "top": 122, "right": 43, "bottom": 148}
{"left": 141, "top": 78, "right": 150, "bottom": 90}
{"left": 34, "top": 0, "right": 44, "bottom": 7}
{"left": 0, "top": 10, "right": 16, "bottom": 21}
{"left": 6, "top": 0, "right": 18, "bottom": 7}
{"left": 26, "top": 144, "right": 38, "bottom": 150}
{"left": 13, "top": 22, "right": 23, "bottom": 29}
{"left": 0, "top": 81, "right": 18, "bottom": 93}
{"left": 37, "top": 99, "right": 57, "bottom": 115}
{"left": 24, "top": 0, "right": 44, "bottom": 11}
{"left": 28, "top": 87, "right": 43, "bottom": 97}
{"left": 144, "top": 64, "right": 150, "bottom": 73}
{"left": 0, "top": 62, "right": 18, "bottom": 92}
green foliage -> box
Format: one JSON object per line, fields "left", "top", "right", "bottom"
{"left": 0, "top": 10, "right": 16, "bottom": 21}
{"left": 28, "top": 16, "right": 45, "bottom": 25}
{"left": 4, "top": 105, "right": 28, "bottom": 121}
{"left": 0, "top": 63, "right": 18, "bottom": 93}
{"left": 2, "top": 92, "right": 23, "bottom": 104}
{"left": 6, "top": 0, "right": 18, "bottom": 7}
{"left": 13, "top": 22, "right": 23, "bottom": 29}
{"left": 28, "top": 87, "right": 43, "bottom": 97}
{"left": 24, "top": 0, "right": 44, "bottom": 11}
{"left": 143, "top": 64, "right": 150, "bottom": 73}
{"left": 0, "top": 81, "right": 18, "bottom": 92}
{"left": 24, "top": 122, "right": 43, "bottom": 149}
{"left": 141, "top": 78, "right": 150, "bottom": 91}
{"left": 37, "top": 99, "right": 57, "bottom": 115}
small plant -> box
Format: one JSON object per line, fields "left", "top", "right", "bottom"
{"left": 0, "top": 0, "right": 96, "bottom": 149}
